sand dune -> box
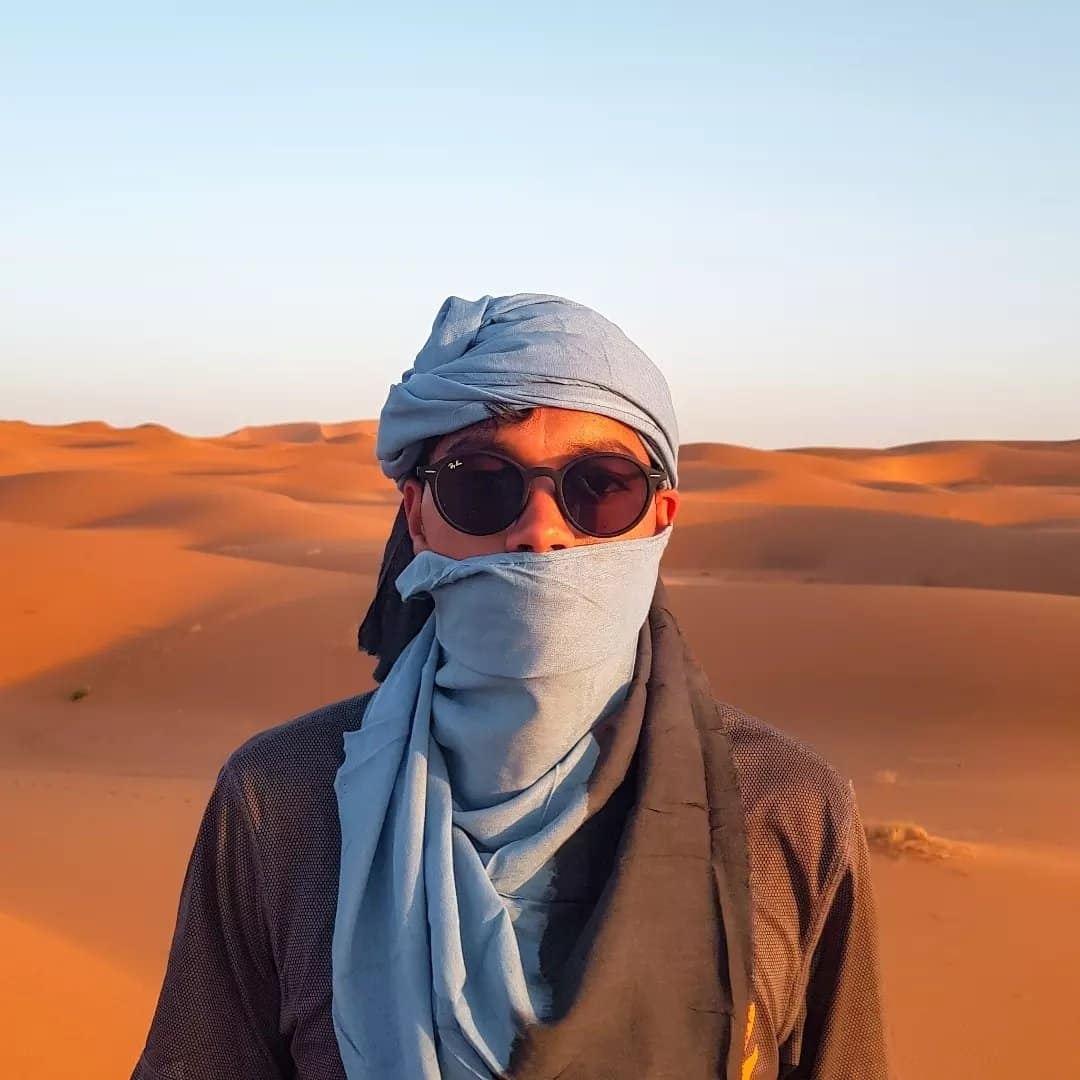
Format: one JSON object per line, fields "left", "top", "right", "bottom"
{"left": 224, "top": 419, "right": 380, "bottom": 445}
{"left": 665, "top": 506, "right": 1080, "bottom": 594}
{"left": 678, "top": 439, "right": 1080, "bottom": 527}
{"left": 2, "top": 418, "right": 1078, "bottom": 1079}
{"left": 0, "top": 912, "right": 153, "bottom": 1080}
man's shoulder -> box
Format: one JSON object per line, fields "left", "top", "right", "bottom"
{"left": 717, "top": 702, "right": 859, "bottom": 881}
{"left": 719, "top": 702, "right": 855, "bottom": 814}
{"left": 219, "top": 690, "right": 376, "bottom": 815}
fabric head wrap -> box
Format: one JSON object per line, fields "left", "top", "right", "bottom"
{"left": 360, "top": 292, "right": 680, "bottom": 680}
{"left": 375, "top": 293, "right": 679, "bottom": 486}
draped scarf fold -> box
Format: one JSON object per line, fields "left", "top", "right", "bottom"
{"left": 335, "top": 583, "right": 753, "bottom": 1079}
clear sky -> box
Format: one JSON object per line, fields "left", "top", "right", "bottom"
{"left": 4, "top": 3, "right": 1078, "bottom": 447}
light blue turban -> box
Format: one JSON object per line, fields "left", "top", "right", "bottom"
{"left": 375, "top": 293, "right": 679, "bottom": 486}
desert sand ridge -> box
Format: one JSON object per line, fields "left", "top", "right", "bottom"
{"left": 2, "top": 418, "right": 1079, "bottom": 1078}
{"left": 224, "top": 419, "right": 380, "bottom": 444}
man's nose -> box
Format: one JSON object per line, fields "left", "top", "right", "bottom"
{"left": 503, "top": 479, "right": 577, "bottom": 552}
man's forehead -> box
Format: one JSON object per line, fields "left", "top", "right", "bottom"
{"left": 432, "top": 409, "right": 650, "bottom": 462}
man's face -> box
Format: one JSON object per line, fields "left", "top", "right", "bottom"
{"left": 401, "top": 407, "right": 679, "bottom": 558}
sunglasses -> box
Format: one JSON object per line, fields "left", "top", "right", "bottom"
{"left": 415, "top": 450, "right": 668, "bottom": 538}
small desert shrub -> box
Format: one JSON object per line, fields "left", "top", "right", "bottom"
{"left": 864, "top": 820, "right": 973, "bottom": 861}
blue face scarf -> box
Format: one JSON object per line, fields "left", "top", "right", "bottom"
{"left": 333, "top": 528, "right": 670, "bottom": 1079}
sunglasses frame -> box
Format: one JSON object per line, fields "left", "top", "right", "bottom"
{"left": 415, "top": 450, "right": 668, "bottom": 538}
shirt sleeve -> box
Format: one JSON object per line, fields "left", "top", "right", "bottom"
{"left": 782, "top": 790, "right": 892, "bottom": 1080}
{"left": 132, "top": 764, "right": 289, "bottom": 1080}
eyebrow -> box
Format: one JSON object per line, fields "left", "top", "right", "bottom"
{"left": 436, "top": 431, "right": 648, "bottom": 462}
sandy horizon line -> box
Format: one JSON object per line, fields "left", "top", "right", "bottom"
{"left": 4, "top": 415, "right": 1079, "bottom": 455}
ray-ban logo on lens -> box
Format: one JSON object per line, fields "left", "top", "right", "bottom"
{"left": 448, "top": 460, "right": 463, "bottom": 469}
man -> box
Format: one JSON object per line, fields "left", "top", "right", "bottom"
{"left": 133, "top": 294, "right": 890, "bottom": 1079}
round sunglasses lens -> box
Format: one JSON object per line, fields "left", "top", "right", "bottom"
{"left": 563, "top": 455, "right": 650, "bottom": 536}
{"left": 435, "top": 453, "right": 524, "bottom": 534}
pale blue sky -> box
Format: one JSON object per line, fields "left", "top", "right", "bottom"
{"left": 3, "top": 3, "right": 1078, "bottom": 447}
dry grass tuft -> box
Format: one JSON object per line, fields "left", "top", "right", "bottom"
{"left": 864, "top": 820, "right": 974, "bottom": 861}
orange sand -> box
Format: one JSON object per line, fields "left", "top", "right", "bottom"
{"left": 2, "top": 419, "right": 1078, "bottom": 1078}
